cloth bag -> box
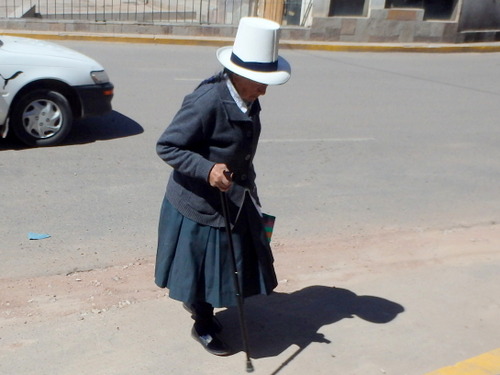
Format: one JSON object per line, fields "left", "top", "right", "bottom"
{"left": 262, "top": 213, "right": 275, "bottom": 242}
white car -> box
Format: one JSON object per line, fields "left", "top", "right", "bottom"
{"left": 0, "top": 35, "right": 114, "bottom": 146}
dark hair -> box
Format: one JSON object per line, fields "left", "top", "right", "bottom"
{"left": 196, "top": 69, "right": 232, "bottom": 89}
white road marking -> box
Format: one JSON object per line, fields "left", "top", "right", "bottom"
{"left": 259, "top": 137, "right": 376, "bottom": 143}
{"left": 174, "top": 78, "right": 203, "bottom": 81}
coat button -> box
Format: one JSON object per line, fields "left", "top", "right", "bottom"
{"left": 245, "top": 154, "right": 251, "bottom": 160}
{"left": 241, "top": 174, "right": 247, "bottom": 181}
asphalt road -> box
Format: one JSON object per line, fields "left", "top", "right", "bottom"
{"left": 1, "top": 41, "right": 499, "bottom": 375}
{"left": 2, "top": 42, "right": 499, "bottom": 278}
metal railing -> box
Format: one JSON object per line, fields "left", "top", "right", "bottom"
{"left": 0, "top": 0, "right": 260, "bottom": 24}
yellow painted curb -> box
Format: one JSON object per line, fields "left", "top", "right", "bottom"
{"left": 2, "top": 30, "right": 500, "bottom": 52}
{"left": 423, "top": 348, "right": 500, "bottom": 375}
{"left": 0, "top": 31, "right": 231, "bottom": 47}
{"left": 281, "top": 42, "right": 500, "bottom": 53}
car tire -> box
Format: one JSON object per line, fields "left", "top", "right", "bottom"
{"left": 10, "top": 89, "right": 73, "bottom": 147}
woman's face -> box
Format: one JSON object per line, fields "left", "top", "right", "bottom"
{"left": 231, "top": 74, "right": 268, "bottom": 102}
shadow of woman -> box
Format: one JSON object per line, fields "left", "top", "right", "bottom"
{"left": 0, "top": 110, "right": 143, "bottom": 150}
{"left": 216, "top": 286, "right": 404, "bottom": 363}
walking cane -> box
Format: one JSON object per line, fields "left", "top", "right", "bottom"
{"left": 219, "top": 190, "right": 254, "bottom": 373}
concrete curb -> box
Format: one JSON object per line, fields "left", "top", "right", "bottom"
{"left": 3, "top": 29, "right": 500, "bottom": 52}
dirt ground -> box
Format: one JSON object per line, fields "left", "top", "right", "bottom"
{"left": 2, "top": 222, "right": 498, "bottom": 330}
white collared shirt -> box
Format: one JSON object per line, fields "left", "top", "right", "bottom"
{"left": 225, "top": 74, "right": 251, "bottom": 114}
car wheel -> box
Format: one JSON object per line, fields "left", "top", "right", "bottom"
{"left": 11, "top": 90, "right": 73, "bottom": 147}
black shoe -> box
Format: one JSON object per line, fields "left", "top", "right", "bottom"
{"left": 183, "top": 302, "right": 223, "bottom": 333}
{"left": 191, "top": 324, "right": 232, "bottom": 356}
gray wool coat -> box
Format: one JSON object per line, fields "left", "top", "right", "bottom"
{"left": 156, "top": 77, "right": 263, "bottom": 228}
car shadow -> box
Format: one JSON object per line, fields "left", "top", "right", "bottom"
{"left": 0, "top": 110, "right": 143, "bottom": 150}
{"left": 64, "top": 110, "right": 144, "bottom": 145}
{"left": 216, "top": 286, "right": 404, "bottom": 367}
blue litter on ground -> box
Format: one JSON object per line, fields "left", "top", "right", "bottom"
{"left": 28, "top": 232, "right": 51, "bottom": 240}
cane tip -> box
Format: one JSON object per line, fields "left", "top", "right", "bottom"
{"left": 246, "top": 361, "right": 254, "bottom": 373}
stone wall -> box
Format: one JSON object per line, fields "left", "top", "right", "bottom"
{"left": 309, "top": 0, "right": 500, "bottom": 43}
{"left": 0, "top": 14, "right": 461, "bottom": 43}
{"left": 310, "top": 8, "right": 458, "bottom": 43}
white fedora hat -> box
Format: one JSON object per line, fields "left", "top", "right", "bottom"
{"left": 216, "top": 17, "right": 291, "bottom": 85}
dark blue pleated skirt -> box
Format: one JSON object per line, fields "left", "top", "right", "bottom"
{"left": 155, "top": 195, "right": 278, "bottom": 308}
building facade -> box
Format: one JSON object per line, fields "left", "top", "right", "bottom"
{"left": 1, "top": 0, "right": 499, "bottom": 43}
{"left": 299, "top": 0, "right": 500, "bottom": 43}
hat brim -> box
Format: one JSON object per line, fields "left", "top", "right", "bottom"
{"left": 216, "top": 46, "right": 291, "bottom": 86}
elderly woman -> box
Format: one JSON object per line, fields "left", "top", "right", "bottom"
{"left": 155, "top": 17, "right": 291, "bottom": 356}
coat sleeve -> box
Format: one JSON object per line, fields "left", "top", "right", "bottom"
{"left": 156, "top": 94, "right": 215, "bottom": 182}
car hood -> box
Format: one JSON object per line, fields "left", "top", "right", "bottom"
{"left": 0, "top": 35, "right": 103, "bottom": 69}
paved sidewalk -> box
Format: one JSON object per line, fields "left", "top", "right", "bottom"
{"left": 1, "top": 237, "right": 499, "bottom": 375}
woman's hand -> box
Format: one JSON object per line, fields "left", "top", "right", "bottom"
{"left": 208, "top": 163, "right": 233, "bottom": 192}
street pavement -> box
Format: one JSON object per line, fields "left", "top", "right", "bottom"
{"left": 1, "top": 36, "right": 499, "bottom": 374}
